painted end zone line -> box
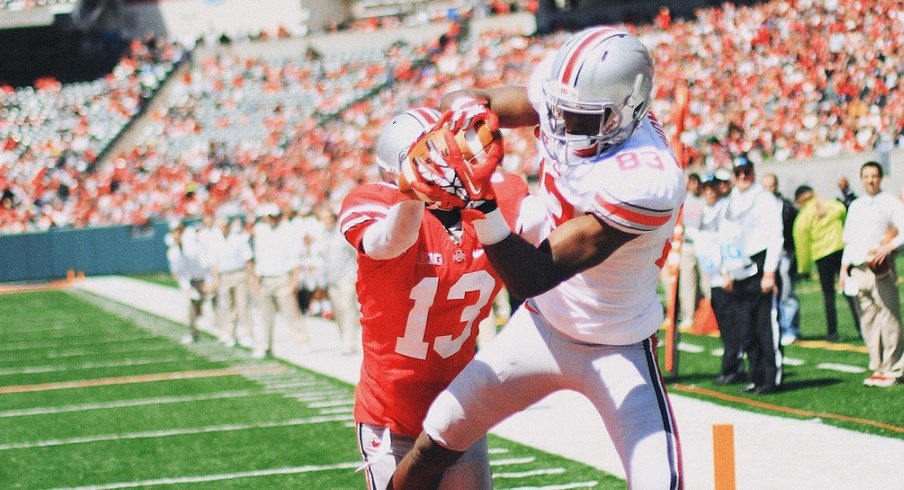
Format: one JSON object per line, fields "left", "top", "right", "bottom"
{"left": 54, "top": 462, "right": 360, "bottom": 490}
{"left": 0, "top": 365, "right": 286, "bottom": 394}
{"left": 672, "top": 384, "right": 904, "bottom": 434}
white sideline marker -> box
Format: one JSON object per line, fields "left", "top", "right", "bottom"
{"left": 0, "top": 390, "right": 264, "bottom": 418}
{"left": 288, "top": 390, "right": 350, "bottom": 402}
{"left": 677, "top": 342, "right": 705, "bottom": 353}
{"left": 33, "top": 343, "right": 176, "bottom": 361}
{"left": 509, "top": 482, "right": 598, "bottom": 489}
{"left": 318, "top": 407, "right": 354, "bottom": 415}
{"left": 0, "top": 335, "right": 157, "bottom": 352}
{"left": 817, "top": 363, "right": 867, "bottom": 374}
{"left": 307, "top": 399, "right": 354, "bottom": 409}
{"left": 783, "top": 357, "right": 805, "bottom": 366}
{"left": 53, "top": 462, "right": 360, "bottom": 489}
{"left": 0, "top": 414, "right": 353, "bottom": 451}
{"left": 494, "top": 468, "right": 566, "bottom": 478}
{"left": 0, "top": 357, "right": 189, "bottom": 376}
{"left": 711, "top": 348, "right": 724, "bottom": 356}
{"left": 488, "top": 447, "right": 510, "bottom": 455}
{"left": 490, "top": 457, "right": 536, "bottom": 466}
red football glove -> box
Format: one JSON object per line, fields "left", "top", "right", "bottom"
{"left": 439, "top": 123, "right": 503, "bottom": 204}
{"left": 407, "top": 133, "right": 469, "bottom": 209}
{"left": 446, "top": 97, "right": 498, "bottom": 133}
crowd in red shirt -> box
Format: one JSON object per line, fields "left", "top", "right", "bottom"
{"left": 1, "top": 0, "right": 900, "bottom": 233}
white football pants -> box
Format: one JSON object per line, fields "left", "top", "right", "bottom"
{"left": 423, "top": 303, "right": 683, "bottom": 489}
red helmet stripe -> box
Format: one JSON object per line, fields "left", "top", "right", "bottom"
{"left": 559, "top": 27, "right": 617, "bottom": 86}
{"left": 408, "top": 108, "right": 439, "bottom": 129}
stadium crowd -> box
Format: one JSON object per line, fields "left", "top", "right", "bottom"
{"left": 2, "top": 0, "right": 901, "bottom": 233}
{"left": 0, "top": 36, "right": 186, "bottom": 232}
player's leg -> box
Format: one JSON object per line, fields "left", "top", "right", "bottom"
{"left": 357, "top": 424, "right": 414, "bottom": 490}
{"left": 437, "top": 436, "right": 491, "bottom": 490}
{"left": 277, "top": 277, "right": 309, "bottom": 347}
{"left": 391, "top": 306, "right": 562, "bottom": 489}
{"left": 573, "top": 337, "right": 683, "bottom": 489}
{"left": 747, "top": 291, "right": 782, "bottom": 391}
{"left": 254, "top": 277, "right": 277, "bottom": 356}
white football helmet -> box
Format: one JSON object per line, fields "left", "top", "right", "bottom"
{"left": 540, "top": 27, "right": 654, "bottom": 164}
{"left": 375, "top": 108, "right": 441, "bottom": 184}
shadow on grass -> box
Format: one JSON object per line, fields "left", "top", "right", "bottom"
{"left": 667, "top": 373, "right": 843, "bottom": 394}
{"left": 778, "top": 377, "right": 842, "bottom": 393}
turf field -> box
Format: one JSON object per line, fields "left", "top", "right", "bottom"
{"left": 0, "top": 290, "right": 621, "bottom": 489}
{"left": 665, "top": 262, "right": 904, "bottom": 438}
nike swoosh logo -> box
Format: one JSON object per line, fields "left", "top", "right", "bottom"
{"left": 464, "top": 179, "right": 482, "bottom": 196}
{"left": 472, "top": 249, "right": 485, "bottom": 259}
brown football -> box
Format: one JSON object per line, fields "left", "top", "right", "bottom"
{"left": 398, "top": 121, "right": 502, "bottom": 202}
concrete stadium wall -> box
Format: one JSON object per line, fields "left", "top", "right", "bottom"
{"left": 190, "top": 21, "right": 452, "bottom": 59}
{"left": 0, "top": 223, "right": 169, "bottom": 283}
{"left": 116, "top": 0, "right": 342, "bottom": 45}
{"left": 760, "top": 148, "right": 904, "bottom": 200}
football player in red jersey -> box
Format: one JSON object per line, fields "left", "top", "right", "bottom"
{"left": 339, "top": 108, "right": 531, "bottom": 489}
{"left": 391, "top": 29, "right": 685, "bottom": 490}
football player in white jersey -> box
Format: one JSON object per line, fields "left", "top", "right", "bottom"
{"left": 390, "top": 27, "right": 686, "bottom": 489}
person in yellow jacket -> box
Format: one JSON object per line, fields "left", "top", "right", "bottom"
{"left": 793, "top": 185, "right": 860, "bottom": 341}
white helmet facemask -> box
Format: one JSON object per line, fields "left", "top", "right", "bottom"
{"left": 539, "top": 29, "right": 654, "bottom": 166}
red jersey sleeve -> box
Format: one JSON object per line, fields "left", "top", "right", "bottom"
{"left": 491, "top": 171, "right": 530, "bottom": 228}
{"left": 339, "top": 183, "right": 408, "bottom": 250}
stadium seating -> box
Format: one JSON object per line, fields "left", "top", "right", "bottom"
{"left": 1, "top": 0, "right": 901, "bottom": 233}
{"left": 0, "top": 38, "right": 185, "bottom": 232}
{"left": 0, "top": 0, "right": 76, "bottom": 11}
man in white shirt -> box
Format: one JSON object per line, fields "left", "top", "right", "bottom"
{"left": 715, "top": 157, "right": 784, "bottom": 394}
{"left": 195, "top": 213, "right": 225, "bottom": 320}
{"left": 166, "top": 221, "right": 211, "bottom": 344}
{"left": 211, "top": 216, "right": 254, "bottom": 347}
{"left": 324, "top": 210, "right": 360, "bottom": 354}
{"left": 840, "top": 161, "right": 904, "bottom": 387}
{"left": 251, "top": 204, "right": 308, "bottom": 359}
{"left": 678, "top": 173, "right": 705, "bottom": 329}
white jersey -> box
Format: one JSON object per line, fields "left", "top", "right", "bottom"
{"left": 526, "top": 64, "right": 687, "bottom": 345}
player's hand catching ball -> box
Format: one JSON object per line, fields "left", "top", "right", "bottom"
{"left": 397, "top": 107, "right": 504, "bottom": 209}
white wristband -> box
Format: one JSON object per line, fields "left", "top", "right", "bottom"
{"left": 472, "top": 208, "right": 511, "bottom": 245}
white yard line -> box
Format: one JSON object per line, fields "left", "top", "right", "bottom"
{"left": 317, "top": 407, "right": 354, "bottom": 415}
{"left": 0, "top": 415, "right": 353, "bottom": 451}
{"left": 306, "top": 399, "right": 354, "bottom": 409}
{"left": 9, "top": 343, "right": 176, "bottom": 362}
{"left": 783, "top": 357, "right": 805, "bottom": 366}
{"left": 53, "top": 462, "right": 360, "bottom": 489}
{"left": 0, "top": 335, "right": 157, "bottom": 352}
{"left": 0, "top": 357, "right": 189, "bottom": 376}
{"left": 816, "top": 363, "right": 867, "bottom": 374}
{"left": 490, "top": 457, "right": 536, "bottom": 466}
{"left": 0, "top": 390, "right": 264, "bottom": 418}
{"left": 494, "top": 468, "right": 566, "bottom": 479}
{"left": 509, "top": 482, "right": 598, "bottom": 490}
{"left": 677, "top": 342, "right": 705, "bottom": 353}
{"left": 287, "top": 390, "right": 350, "bottom": 402}
{"left": 488, "top": 448, "right": 510, "bottom": 454}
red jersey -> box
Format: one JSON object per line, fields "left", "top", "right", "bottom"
{"left": 339, "top": 173, "right": 526, "bottom": 438}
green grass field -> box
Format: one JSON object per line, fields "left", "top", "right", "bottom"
{"left": 663, "top": 258, "right": 904, "bottom": 438}
{"left": 0, "top": 290, "right": 620, "bottom": 489}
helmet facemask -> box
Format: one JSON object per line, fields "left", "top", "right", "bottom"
{"left": 541, "top": 78, "right": 647, "bottom": 165}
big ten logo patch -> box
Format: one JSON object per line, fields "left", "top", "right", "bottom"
{"left": 418, "top": 252, "right": 443, "bottom": 266}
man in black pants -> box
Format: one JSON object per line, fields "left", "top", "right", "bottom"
{"left": 793, "top": 185, "right": 861, "bottom": 340}
{"left": 715, "top": 157, "right": 785, "bottom": 394}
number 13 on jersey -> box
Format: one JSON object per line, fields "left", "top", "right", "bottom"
{"left": 395, "top": 270, "right": 496, "bottom": 360}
